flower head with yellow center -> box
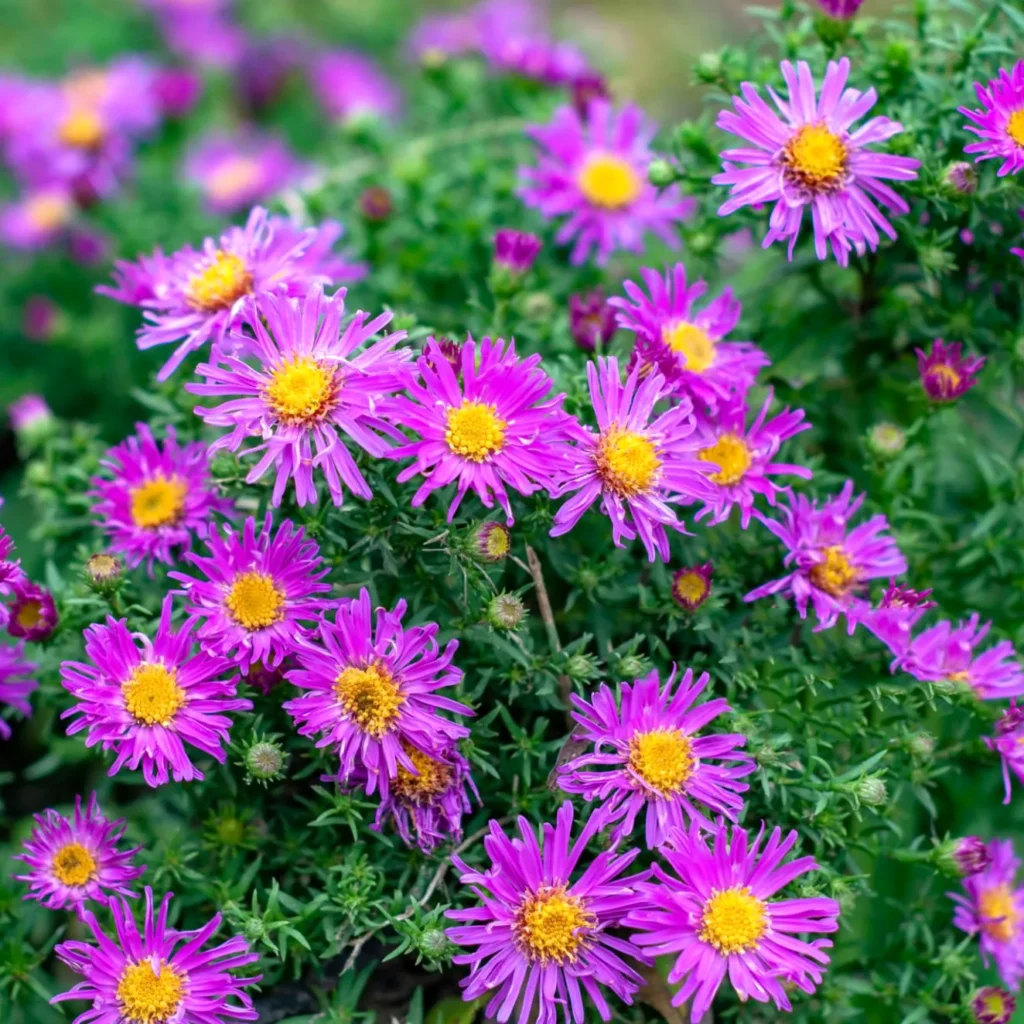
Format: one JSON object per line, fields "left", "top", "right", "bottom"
{"left": 392, "top": 743, "right": 453, "bottom": 806}
{"left": 981, "top": 884, "right": 1018, "bottom": 943}
{"left": 578, "top": 152, "right": 643, "bottom": 210}
{"left": 52, "top": 843, "right": 97, "bottom": 887}
{"left": 334, "top": 661, "right": 405, "bottom": 738}
{"left": 185, "top": 251, "right": 253, "bottom": 312}
{"left": 121, "top": 663, "right": 186, "bottom": 727}
{"left": 225, "top": 571, "right": 286, "bottom": 632}
{"left": 116, "top": 960, "right": 184, "bottom": 1023}
{"left": 595, "top": 426, "right": 661, "bottom": 498}
{"left": 206, "top": 157, "right": 263, "bottom": 204}
{"left": 698, "top": 432, "right": 752, "bottom": 486}
{"left": 263, "top": 355, "right": 339, "bottom": 426}
{"left": 1008, "top": 110, "right": 1024, "bottom": 149}
{"left": 628, "top": 729, "right": 694, "bottom": 795}
{"left": 809, "top": 545, "right": 858, "bottom": 597}
{"left": 59, "top": 108, "right": 106, "bottom": 150}
{"left": 662, "top": 321, "right": 716, "bottom": 373}
{"left": 699, "top": 887, "right": 768, "bottom": 954}
{"left": 783, "top": 122, "right": 848, "bottom": 193}
{"left": 445, "top": 401, "right": 507, "bottom": 461}
{"left": 672, "top": 565, "right": 712, "bottom": 610}
{"left": 129, "top": 474, "right": 188, "bottom": 530}
{"left": 515, "top": 886, "right": 596, "bottom": 964}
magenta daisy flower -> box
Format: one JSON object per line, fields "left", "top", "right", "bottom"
{"left": 690, "top": 390, "right": 811, "bottom": 527}
{"left": 916, "top": 338, "right": 985, "bottom": 402}
{"left": 189, "top": 285, "right": 409, "bottom": 508}
{"left": 0, "top": 524, "right": 25, "bottom": 624}
{"left": 951, "top": 839, "right": 1024, "bottom": 990}
{"left": 846, "top": 580, "right": 935, "bottom": 659}
{"left": 170, "top": 514, "right": 332, "bottom": 673}
{"left": 0, "top": 641, "right": 38, "bottom": 739}
{"left": 493, "top": 228, "right": 542, "bottom": 273}
{"left": 311, "top": 50, "right": 401, "bottom": 123}
{"left": 557, "top": 667, "right": 754, "bottom": 846}
{"left": 185, "top": 132, "right": 305, "bottom": 214}
{"left": 671, "top": 562, "right": 713, "bottom": 611}
{"left": 96, "top": 207, "right": 357, "bottom": 380}
{"left": 13, "top": 793, "right": 143, "bottom": 916}
{"left": 387, "top": 335, "right": 571, "bottom": 525}
{"left": 0, "top": 188, "right": 75, "bottom": 250}
{"left": 714, "top": 58, "right": 920, "bottom": 266}
{"left": 610, "top": 263, "right": 770, "bottom": 409}
{"left": 445, "top": 801, "right": 649, "bottom": 1024}
{"left": 987, "top": 704, "right": 1024, "bottom": 805}
{"left": 745, "top": 480, "right": 907, "bottom": 630}
{"left": 60, "top": 596, "right": 251, "bottom": 786}
{"left": 283, "top": 587, "right": 471, "bottom": 798}
{"left": 152, "top": 66, "right": 202, "bottom": 118}
{"left": 90, "top": 423, "right": 232, "bottom": 572}
{"left": 960, "top": 63, "right": 1024, "bottom": 177}
{"left": 569, "top": 289, "right": 617, "bottom": 351}
{"left": 897, "top": 614, "right": 1024, "bottom": 701}
{"left": 973, "top": 987, "right": 1017, "bottom": 1024}
{"left": 6, "top": 579, "right": 58, "bottom": 642}
{"left": 626, "top": 822, "right": 841, "bottom": 1020}
{"left": 520, "top": 100, "right": 693, "bottom": 265}
{"left": 52, "top": 888, "right": 260, "bottom": 1024}
{"left": 549, "top": 358, "right": 715, "bottom": 563}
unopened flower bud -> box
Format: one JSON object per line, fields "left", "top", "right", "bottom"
{"left": 867, "top": 422, "right": 906, "bottom": 459}
{"left": 487, "top": 592, "right": 526, "bottom": 631}
{"left": 472, "top": 521, "right": 511, "bottom": 564}
{"left": 907, "top": 732, "right": 935, "bottom": 758}
{"left": 953, "top": 836, "right": 992, "bottom": 877}
{"left": 855, "top": 776, "right": 887, "bottom": 807}
{"left": 971, "top": 986, "right": 1016, "bottom": 1024}
{"left": 417, "top": 928, "right": 449, "bottom": 958}
{"left": 693, "top": 52, "right": 723, "bottom": 84}
{"left": 359, "top": 185, "right": 393, "bottom": 221}
{"left": 647, "top": 158, "right": 676, "bottom": 188}
{"left": 85, "top": 553, "right": 124, "bottom": 593}
{"left": 244, "top": 739, "right": 288, "bottom": 784}
{"left": 944, "top": 161, "right": 978, "bottom": 196}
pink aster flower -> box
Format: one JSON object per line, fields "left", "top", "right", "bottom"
{"left": 0, "top": 188, "right": 75, "bottom": 250}
{"left": 689, "top": 389, "right": 811, "bottom": 527}
{"left": 520, "top": 100, "right": 693, "bottom": 265}
{"left": 157, "top": 9, "right": 247, "bottom": 69}
{"left": 90, "top": 423, "right": 232, "bottom": 572}
{"left": 7, "top": 579, "right": 58, "bottom": 642}
{"left": 0, "top": 521, "right": 25, "bottom": 613}
{"left": 52, "top": 888, "right": 260, "bottom": 1023}
{"left": 152, "top": 66, "right": 203, "bottom": 118}
{"left": 485, "top": 35, "right": 589, "bottom": 85}
{"left": 0, "top": 642, "right": 38, "bottom": 739}
{"left": 987, "top": 704, "right": 1024, "bottom": 805}
{"left": 311, "top": 50, "right": 401, "bottom": 123}
{"left": 387, "top": 335, "right": 571, "bottom": 525}
{"left": 916, "top": 338, "right": 985, "bottom": 402}
{"left": 13, "top": 793, "right": 144, "bottom": 916}
{"left": 189, "top": 285, "right": 409, "bottom": 508}
{"left": 626, "top": 822, "right": 841, "bottom": 1020}
{"left": 973, "top": 987, "right": 1017, "bottom": 1024}
{"left": 493, "top": 228, "right": 542, "bottom": 273}
{"left": 408, "top": 11, "right": 479, "bottom": 63}
{"left": 846, "top": 579, "right": 935, "bottom": 660}
{"left": 671, "top": 562, "right": 713, "bottom": 611}
{"left": 60, "top": 596, "right": 251, "bottom": 786}
{"left": 714, "top": 58, "right": 920, "bottom": 266}
{"left": 610, "top": 263, "right": 770, "bottom": 410}
{"left": 950, "top": 839, "right": 1024, "bottom": 990}
{"left": 96, "top": 207, "right": 360, "bottom": 380}
{"left": 745, "top": 480, "right": 907, "bottom": 630}
{"left": 284, "top": 587, "right": 471, "bottom": 798}
{"left": 170, "top": 514, "right": 331, "bottom": 673}
{"left": 185, "top": 132, "right": 305, "bottom": 214}
{"left": 897, "top": 614, "right": 1024, "bottom": 701}
{"left": 549, "top": 357, "right": 715, "bottom": 563}
{"left": 445, "top": 802, "right": 649, "bottom": 1024}
{"left": 960, "top": 63, "right": 1024, "bottom": 177}
{"left": 569, "top": 289, "right": 617, "bottom": 351}
{"left": 558, "top": 667, "right": 754, "bottom": 846}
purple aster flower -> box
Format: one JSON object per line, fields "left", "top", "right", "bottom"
{"left": 898, "top": 614, "right": 1024, "bottom": 701}
{"left": 973, "top": 986, "right": 1017, "bottom": 1024}
{"left": 185, "top": 132, "right": 305, "bottom": 214}
{"left": 7, "top": 579, "right": 58, "bottom": 642}
{"left": 690, "top": 390, "right": 811, "bottom": 527}
{"left": 445, "top": 801, "right": 649, "bottom": 1024}
{"left": 387, "top": 335, "right": 572, "bottom": 525}
{"left": 0, "top": 523, "right": 24, "bottom": 612}
{"left": 493, "top": 228, "right": 542, "bottom": 273}
{"left": 407, "top": 11, "right": 478, "bottom": 64}
{"left": 571, "top": 71, "right": 610, "bottom": 117}
{"left": 97, "top": 207, "right": 356, "bottom": 380}
{"left": 67, "top": 227, "right": 109, "bottom": 266}
{"left": 745, "top": 480, "right": 907, "bottom": 630}
{"left": 311, "top": 50, "right": 401, "bottom": 123}
{"left": 0, "top": 188, "right": 75, "bottom": 250}
{"left": 520, "top": 100, "right": 693, "bottom": 265}
{"left": 989, "top": 704, "right": 1024, "bottom": 805}
{"left": 951, "top": 839, "right": 1024, "bottom": 990}
{"left": 960, "top": 63, "right": 1024, "bottom": 177}
{"left": 485, "top": 35, "right": 589, "bottom": 86}
{"left": 157, "top": 9, "right": 247, "bottom": 69}
{"left": 152, "top": 66, "right": 203, "bottom": 118}
{"left": 13, "top": 793, "right": 143, "bottom": 916}
{"left": 359, "top": 185, "right": 393, "bottom": 221}
{"left": 569, "top": 289, "right": 617, "bottom": 351}
{"left": 472, "top": 520, "right": 511, "bottom": 563}
{"left": 60, "top": 596, "right": 251, "bottom": 786}
{"left": 957, "top": 836, "right": 996, "bottom": 877}
{"left": 9, "top": 393, "right": 53, "bottom": 434}
{"left": 170, "top": 514, "right": 331, "bottom": 673}
{"left": 558, "top": 667, "right": 754, "bottom": 846}
{"left": 0, "top": 642, "right": 37, "bottom": 739}
{"left": 189, "top": 285, "right": 409, "bottom": 508}
{"left": 816, "top": 0, "right": 865, "bottom": 16}
{"left": 284, "top": 587, "right": 471, "bottom": 797}
{"left": 610, "top": 263, "right": 770, "bottom": 409}
{"left": 236, "top": 36, "right": 305, "bottom": 113}
{"left": 846, "top": 579, "right": 935, "bottom": 658}
{"left": 23, "top": 296, "right": 59, "bottom": 341}
{"left": 714, "top": 58, "right": 920, "bottom": 265}
{"left": 549, "top": 358, "right": 715, "bottom": 563}
{"left": 916, "top": 338, "right": 985, "bottom": 402}
{"left": 671, "top": 562, "right": 713, "bottom": 611}
{"left": 90, "top": 423, "right": 232, "bottom": 572}
{"left": 52, "top": 888, "right": 260, "bottom": 1023}
{"left": 626, "top": 822, "right": 841, "bottom": 1020}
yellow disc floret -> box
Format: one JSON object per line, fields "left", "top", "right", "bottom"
{"left": 225, "top": 571, "right": 285, "bottom": 631}
{"left": 1007, "top": 109, "right": 1024, "bottom": 148}
{"left": 515, "top": 886, "right": 595, "bottom": 964}
{"left": 578, "top": 153, "right": 643, "bottom": 210}
{"left": 26, "top": 193, "right": 72, "bottom": 232}
{"left": 809, "top": 545, "right": 857, "bottom": 597}
{"left": 784, "top": 123, "right": 848, "bottom": 192}
{"left": 59, "top": 108, "right": 105, "bottom": 149}
{"left": 980, "top": 884, "right": 1017, "bottom": 942}
{"left": 264, "top": 355, "right": 337, "bottom": 425}
{"left": 185, "top": 251, "right": 253, "bottom": 312}
{"left": 116, "top": 960, "right": 184, "bottom": 1024}
{"left": 52, "top": 842, "right": 97, "bottom": 887}
{"left": 699, "top": 433, "right": 753, "bottom": 486}
{"left": 673, "top": 571, "right": 709, "bottom": 607}
{"left": 392, "top": 743, "right": 453, "bottom": 805}
{"left": 662, "top": 322, "right": 716, "bottom": 373}
{"left": 130, "top": 474, "right": 188, "bottom": 530}
{"left": 445, "top": 401, "right": 506, "bottom": 461}
{"left": 206, "top": 157, "right": 262, "bottom": 202}
{"left": 595, "top": 426, "right": 660, "bottom": 497}
{"left": 15, "top": 600, "right": 44, "bottom": 630}
{"left": 122, "top": 663, "right": 186, "bottom": 727}
{"left": 628, "top": 729, "right": 694, "bottom": 794}
{"left": 699, "top": 887, "right": 768, "bottom": 954}
{"left": 335, "top": 661, "right": 405, "bottom": 737}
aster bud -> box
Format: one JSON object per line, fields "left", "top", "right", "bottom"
{"left": 471, "top": 521, "right": 511, "bottom": 564}
{"left": 855, "top": 775, "right": 888, "bottom": 807}
{"left": 647, "top": 158, "right": 676, "bottom": 188}
{"left": 85, "top": 553, "right": 124, "bottom": 594}
{"left": 490, "top": 229, "right": 542, "bottom": 295}
{"left": 615, "top": 654, "right": 647, "bottom": 680}
{"left": 971, "top": 986, "right": 1016, "bottom": 1024}
{"left": 866, "top": 422, "right": 907, "bottom": 459}
{"left": 907, "top": 732, "right": 935, "bottom": 758}
{"left": 487, "top": 592, "right": 527, "bottom": 631}
{"left": 953, "top": 836, "right": 992, "bottom": 877}
{"left": 359, "top": 185, "right": 393, "bottom": 221}
{"left": 564, "top": 652, "right": 600, "bottom": 681}
{"left": 9, "top": 394, "right": 56, "bottom": 450}
{"left": 671, "top": 563, "right": 713, "bottom": 611}
{"left": 241, "top": 736, "right": 289, "bottom": 786}
{"left": 693, "top": 52, "right": 723, "bottom": 85}
{"left": 568, "top": 290, "right": 616, "bottom": 351}
{"left": 523, "top": 291, "right": 556, "bottom": 322}
{"left": 417, "top": 928, "right": 450, "bottom": 959}
{"left": 943, "top": 160, "right": 978, "bottom": 196}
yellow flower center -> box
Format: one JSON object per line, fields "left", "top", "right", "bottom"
{"left": 809, "top": 545, "right": 857, "bottom": 596}
{"left": 116, "top": 960, "right": 184, "bottom": 1024}
{"left": 628, "top": 729, "right": 694, "bottom": 794}
{"left": 673, "top": 571, "right": 708, "bottom": 606}
{"left": 577, "top": 152, "right": 643, "bottom": 210}
{"left": 927, "top": 363, "right": 962, "bottom": 392}
{"left": 445, "top": 401, "right": 506, "bottom": 461}
{"left": 595, "top": 426, "right": 660, "bottom": 497}
{"left": 947, "top": 670, "right": 970, "bottom": 684}
{"left": 59, "top": 108, "right": 105, "bottom": 149}
{"left": 129, "top": 474, "right": 188, "bottom": 530}
{"left": 515, "top": 886, "right": 595, "bottom": 964}
{"left": 392, "top": 744, "right": 453, "bottom": 804}
{"left": 264, "top": 355, "right": 338, "bottom": 425}
{"left": 334, "top": 661, "right": 405, "bottom": 738}
{"left": 699, "top": 887, "right": 768, "bottom": 954}
{"left": 225, "top": 571, "right": 285, "bottom": 631}
{"left": 980, "top": 989, "right": 1013, "bottom": 1018}
{"left": 483, "top": 526, "right": 510, "bottom": 560}
{"left": 26, "top": 193, "right": 72, "bottom": 232}
{"left": 52, "top": 842, "right": 97, "bottom": 887}
{"left": 784, "top": 123, "right": 848, "bottom": 191}
{"left": 662, "top": 322, "right": 716, "bottom": 373}
{"left": 1007, "top": 109, "right": 1024, "bottom": 148}
{"left": 699, "top": 433, "right": 753, "bottom": 486}
{"left": 15, "top": 600, "right": 44, "bottom": 630}
{"left": 206, "top": 157, "right": 262, "bottom": 202}
{"left": 122, "top": 663, "right": 186, "bottom": 727}
{"left": 981, "top": 885, "right": 1017, "bottom": 942}
{"left": 185, "top": 251, "right": 253, "bottom": 312}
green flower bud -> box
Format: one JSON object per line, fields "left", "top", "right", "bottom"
{"left": 487, "top": 592, "right": 527, "bottom": 631}
{"left": 855, "top": 776, "right": 888, "bottom": 807}
{"left": 647, "top": 158, "right": 676, "bottom": 188}
{"left": 417, "top": 928, "right": 450, "bottom": 958}
{"left": 867, "top": 422, "right": 906, "bottom": 459}
{"left": 693, "top": 52, "right": 723, "bottom": 84}
{"left": 85, "top": 553, "right": 124, "bottom": 594}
